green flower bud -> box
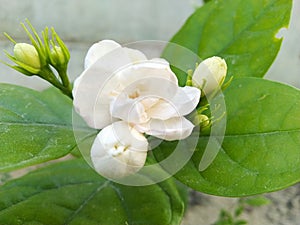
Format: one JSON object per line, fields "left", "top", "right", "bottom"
{"left": 14, "top": 43, "right": 41, "bottom": 70}
{"left": 50, "top": 46, "right": 67, "bottom": 67}
{"left": 194, "top": 114, "right": 210, "bottom": 128}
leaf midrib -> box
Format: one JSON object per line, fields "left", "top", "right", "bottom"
{"left": 201, "top": 128, "right": 300, "bottom": 139}
{"left": 64, "top": 181, "right": 110, "bottom": 224}
{"left": 0, "top": 177, "right": 177, "bottom": 225}
{"left": 0, "top": 181, "right": 103, "bottom": 215}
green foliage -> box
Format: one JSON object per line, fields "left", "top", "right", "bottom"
{"left": 212, "top": 195, "right": 270, "bottom": 225}
{"left": 0, "top": 173, "right": 11, "bottom": 185}
{"left": 163, "top": 0, "right": 292, "bottom": 85}
{"left": 213, "top": 209, "right": 247, "bottom": 225}
{"left": 0, "top": 159, "right": 185, "bottom": 225}
{"left": 0, "top": 85, "right": 76, "bottom": 172}
{"left": 241, "top": 196, "right": 271, "bottom": 207}
{"left": 154, "top": 78, "right": 300, "bottom": 196}
{"left": 0, "top": 0, "right": 297, "bottom": 224}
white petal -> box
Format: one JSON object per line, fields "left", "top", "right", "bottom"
{"left": 91, "top": 121, "right": 148, "bottom": 179}
{"left": 148, "top": 58, "right": 178, "bottom": 84}
{"left": 140, "top": 97, "right": 160, "bottom": 110}
{"left": 135, "top": 117, "right": 194, "bottom": 141}
{"left": 192, "top": 56, "right": 227, "bottom": 95}
{"left": 73, "top": 43, "right": 138, "bottom": 129}
{"left": 116, "top": 60, "right": 178, "bottom": 88}
{"left": 109, "top": 67, "right": 200, "bottom": 125}
{"left": 146, "top": 99, "right": 176, "bottom": 120}
{"left": 109, "top": 75, "right": 180, "bottom": 124}
{"left": 123, "top": 47, "right": 147, "bottom": 63}
{"left": 84, "top": 40, "right": 121, "bottom": 69}
{"left": 147, "top": 86, "right": 200, "bottom": 120}
{"left": 172, "top": 86, "right": 201, "bottom": 115}
{"left": 110, "top": 94, "right": 149, "bottom": 124}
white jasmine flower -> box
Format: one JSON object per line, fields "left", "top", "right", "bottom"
{"left": 192, "top": 56, "right": 227, "bottom": 95}
{"left": 73, "top": 40, "right": 201, "bottom": 178}
{"left": 91, "top": 121, "right": 148, "bottom": 178}
{"left": 73, "top": 40, "right": 201, "bottom": 140}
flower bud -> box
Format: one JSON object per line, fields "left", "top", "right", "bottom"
{"left": 193, "top": 114, "right": 210, "bottom": 128}
{"left": 192, "top": 56, "right": 227, "bottom": 95}
{"left": 14, "top": 43, "right": 41, "bottom": 70}
{"left": 50, "top": 46, "right": 67, "bottom": 67}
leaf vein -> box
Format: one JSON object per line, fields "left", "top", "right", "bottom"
{"left": 64, "top": 181, "right": 110, "bottom": 224}
{"left": 0, "top": 181, "right": 103, "bottom": 216}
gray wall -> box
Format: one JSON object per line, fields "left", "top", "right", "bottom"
{"left": 0, "top": 0, "right": 201, "bottom": 89}
{"left": 0, "top": 0, "right": 201, "bottom": 42}
{"left": 0, "top": 0, "right": 299, "bottom": 89}
{"left": 265, "top": 0, "right": 300, "bottom": 88}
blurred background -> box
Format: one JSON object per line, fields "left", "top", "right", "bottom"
{"left": 0, "top": 0, "right": 299, "bottom": 224}
{"left": 0, "top": 0, "right": 203, "bottom": 89}
{"left": 0, "top": 0, "right": 299, "bottom": 89}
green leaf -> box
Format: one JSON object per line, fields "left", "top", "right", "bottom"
{"left": 154, "top": 78, "right": 300, "bottom": 196}
{"left": 0, "top": 84, "right": 78, "bottom": 172}
{"left": 174, "top": 181, "right": 189, "bottom": 212}
{"left": 243, "top": 196, "right": 271, "bottom": 206}
{"left": 0, "top": 159, "right": 185, "bottom": 225}
{"left": 163, "top": 0, "right": 292, "bottom": 85}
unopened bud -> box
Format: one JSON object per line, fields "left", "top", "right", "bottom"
{"left": 14, "top": 43, "right": 41, "bottom": 70}
{"left": 194, "top": 114, "right": 210, "bottom": 128}
{"left": 192, "top": 56, "right": 227, "bottom": 95}
{"left": 50, "top": 46, "right": 67, "bottom": 67}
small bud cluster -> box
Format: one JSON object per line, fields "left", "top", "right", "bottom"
{"left": 2, "top": 19, "right": 72, "bottom": 99}
{"left": 187, "top": 56, "right": 230, "bottom": 130}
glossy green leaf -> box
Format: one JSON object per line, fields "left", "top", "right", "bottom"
{"left": 163, "top": 0, "right": 292, "bottom": 85}
{"left": 154, "top": 78, "right": 300, "bottom": 196}
{"left": 0, "top": 159, "right": 185, "bottom": 225}
{"left": 0, "top": 84, "right": 77, "bottom": 172}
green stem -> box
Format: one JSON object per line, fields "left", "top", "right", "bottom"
{"left": 39, "top": 66, "right": 73, "bottom": 100}
{"left": 59, "top": 84, "right": 73, "bottom": 100}
{"left": 58, "top": 68, "right": 72, "bottom": 91}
